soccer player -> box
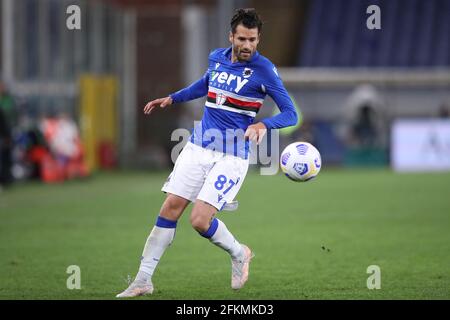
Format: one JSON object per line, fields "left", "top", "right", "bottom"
{"left": 117, "top": 8, "right": 298, "bottom": 298}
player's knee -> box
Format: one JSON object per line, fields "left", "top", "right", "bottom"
{"left": 189, "top": 214, "right": 209, "bottom": 233}
{"left": 160, "top": 196, "right": 186, "bottom": 221}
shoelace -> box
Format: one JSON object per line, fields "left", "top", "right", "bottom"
{"left": 232, "top": 260, "right": 244, "bottom": 277}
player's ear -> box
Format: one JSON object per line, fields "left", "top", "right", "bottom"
{"left": 228, "top": 31, "right": 233, "bottom": 44}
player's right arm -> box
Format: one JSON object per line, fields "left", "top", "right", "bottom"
{"left": 143, "top": 70, "right": 209, "bottom": 115}
{"left": 143, "top": 96, "right": 173, "bottom": 114}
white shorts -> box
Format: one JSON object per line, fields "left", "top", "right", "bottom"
{"left": 161, "top": 142, "right": 249, "bottom": 210}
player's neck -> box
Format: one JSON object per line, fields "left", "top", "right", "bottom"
{"left": 231, "top": 48, "right": 239, "bottom": 63}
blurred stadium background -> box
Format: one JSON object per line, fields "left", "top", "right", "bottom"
{"left": 0, "top": 0, "right": 449, "bottom": 300}
{"left": 1, "top": 0, "right": 449, "bottom": 173}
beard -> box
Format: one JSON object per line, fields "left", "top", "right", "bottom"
{"left": 237, "top": 48, "right": 253, "bottom": 61}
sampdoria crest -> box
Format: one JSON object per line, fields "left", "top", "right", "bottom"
{"left": 243, "top": 68, "right": 253, "bottom": 78}
{"left": 216, "top": 93, "right": 227, "bottom": 105}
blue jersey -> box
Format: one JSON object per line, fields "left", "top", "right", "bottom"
{"left": 170, "top": 47, "right": 298, "bottom": 159}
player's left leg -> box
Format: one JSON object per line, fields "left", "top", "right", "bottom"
{"left": 190, "top": 200, "right": 253, "bottom": 290}
{"left": 190, "top": 201, "right": 243, "bottom": 260}
{"left": 192, "top": 154, "right": 253, "bottom": 289}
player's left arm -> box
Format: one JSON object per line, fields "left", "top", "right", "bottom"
{"left": 245, "top": 67, "right": 299, "bottom": 144}
{"left": 260, "top": 68, "right": 298, "bottom": 129}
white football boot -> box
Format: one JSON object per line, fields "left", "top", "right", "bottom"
{"left": 116, "top": 279, "right": 154, "bottom": 298}
{"left": 231, "top": 244, "right": 254, "bottom": 290}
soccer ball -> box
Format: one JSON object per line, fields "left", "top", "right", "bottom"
{"left": 280, "top": 142, "right": 322, "bottom": 182}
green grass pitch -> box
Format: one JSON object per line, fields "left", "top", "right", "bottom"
{"left": 1, "top": 168, "right": 449, "bottom": 299}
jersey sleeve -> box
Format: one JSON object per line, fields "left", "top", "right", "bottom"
{"left": 169, "top": 70, "right": 209, "bottom": 104}
{"left": 260, "top": 66, "right": 299, "bottom": 130}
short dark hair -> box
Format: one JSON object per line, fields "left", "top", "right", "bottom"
{"left": 230, "top": 8, "right": 262, "bottom": 34}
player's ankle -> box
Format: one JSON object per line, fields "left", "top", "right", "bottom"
{"left": 232, "top": 245, "right": 245, "bottom": 261}
{"left": 135, "top": 270, "right": 152, "bottom": 284}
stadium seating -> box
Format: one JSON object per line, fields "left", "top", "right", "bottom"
{"left": 298, "top": 0, "right": 450, "bottom": 67}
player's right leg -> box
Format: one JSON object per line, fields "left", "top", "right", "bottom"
{"left": 117, "top": 142, "right": 206, "bottom": 298}
{"left": 136, "top": 194, "right": 189, "bottom": 282}
{"left": 116, "top": 194, "right": 189, "bottom": 298}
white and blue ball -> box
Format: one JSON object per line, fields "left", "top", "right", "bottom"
{"left": 280, "top": 142, "right": 321, "bottom": 182}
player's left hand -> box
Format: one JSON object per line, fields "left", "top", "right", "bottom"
{"left": 244, "top": 122, "right": 267, "bottom": 145}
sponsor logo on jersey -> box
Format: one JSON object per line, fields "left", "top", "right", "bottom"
{"left": 210, "top": 71, "right": 249, "bottom": 94}
{"left": 215, "top": 63, "right": 220, "bottom": 70}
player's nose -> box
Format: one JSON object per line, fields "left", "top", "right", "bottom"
{"left": 242, "top": 43, "right": 252, "bottom": 51}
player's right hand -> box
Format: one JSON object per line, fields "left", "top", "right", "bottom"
{"left": 143, "top": 96, "right": 173, "bottom": 115}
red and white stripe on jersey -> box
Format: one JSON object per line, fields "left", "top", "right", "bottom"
{"left": 205, "top": 87, "right": 264, "bottom": 118}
